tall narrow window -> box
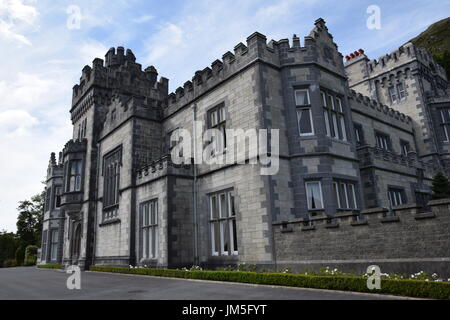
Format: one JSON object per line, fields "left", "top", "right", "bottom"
{"left": 41, "top": 230, "right": 48, "bottom": 261}
{"left": 389, "top": 87, "right": 398, "bottom": 104}
{"left": 53, "top": 186, "right": 62, "bottom": 209}
{"left": 354, "top": 123, "right": 364, "bottom": 146}
{"left": 440, "top": 109, "right": 450, "bottom": 142}
{"left": 142, "top": 200, "right": 158, "bottom": 259}
{"left": 209, "top": 190, "right": 237, "bottom": 256}
{"left": 397, "top": 83, "right": 406, "bottom": 100}
{"left": 333, "top": 181, "right": 357, "bottom": 209}
{"left": 305, "top": 181, "right": 324, "bottom": 210}
{"left": 67, "top": 160, "right": 82, "bottom": 192}
{"left": 323, "top": 91, "right": 347, "bottom": 141}
{"left": 50, "top": 229, "right": 59, "bottom": 261}
{"left": 400, "top": 140, "right": 410, "bottom": 156}
{"left": 208, "top": 104, "right": 227, "bottom": 153}
{"left": 295, "top": 89, "right": 314, "bottom": 136}
{"left": 375, "top": 132, "right": 390, "bottom": 151}
{"left": 45, "top": 188, "right": 51, "bottom": 212}
{"left": 388, "top": 188, "right": 407, "bottom": 207}
{"left": 103, "top": 147, "right": 122, "bottom": 220}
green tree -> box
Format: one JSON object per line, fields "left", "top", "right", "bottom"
{"left": 16, "top": 191, "right": 44, "bottom": 248}
{"left": 24, "top": 245, "right": 38, "bottom": 266}
{"left": 0, "top": 231, "right": 18, "bottom": 267}
{"left": 431, "top": 172, "right": 450, "bottom": 199}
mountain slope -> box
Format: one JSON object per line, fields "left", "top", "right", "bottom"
{"left": 410, "top": 17, "right": 450, "bottom": 79}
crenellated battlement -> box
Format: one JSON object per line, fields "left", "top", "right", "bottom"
{"left": 349, "top": 89, "right": 412, "bottom": 125}
{"left": 345, "top": 42, "right": 447, "bottom": 80}
{"left": 71, "top": 47, "right": 169, "bottom": 113}
{"left": 164, "top": 18, "right": 344, "bottom": 116}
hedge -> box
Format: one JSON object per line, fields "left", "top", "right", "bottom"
{"left": 89, "top": 266, "right": 450, "bottom": 299}
{"left": 37, "top": 264, "right": 63, "bottom": 270}
{"left": 24, "top": 245, "right": 38, "bottom": 266}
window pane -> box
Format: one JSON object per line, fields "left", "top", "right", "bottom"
{"left": 324, "top": 110, "right": 330, "bottom": 137}
{"left": 229, "top": 192, "right": 235, "bottom": 217}
{"left": 339, "top": 115, "right": 347, "bottom": 141}
{"left": 321, "top": 91, "right": 327, "bottom": 106}
{"left": 339, "top": 183, "right": 348, "bottom": 208}
{"left": 336, "top": 97, "right": 343, "bottom": 112}
{"left": 347, "top": 184, "right": 356, "bottom": 209}
{"left": 327, "top": 95, "right": 335, "bottom": 110}
{"left": 306, "top": 182, "right": 323, "bottom": 209}
{"left": 333, "top": 182, "right": 340, "bottom": 208}
{"left": 232, "top": 219, "right": 238, "bottom": 252}
{"left": 298, "top": 108, "right": 313, "bottom": 135}
{"left": 210, "top": 196, "right": 218, "bottom": 219}
{"left": 295, "top": 90, "right": 309, "bottom": 106}
{"left": 220, "top": 193, "right": 227, "bottom": 218}
{"left": 214, "top": 221, "right": 220, "bottom": 254}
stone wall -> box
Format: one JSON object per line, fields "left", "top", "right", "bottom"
{"left": 273, "top": 198, "right": 450, "bottom": 278}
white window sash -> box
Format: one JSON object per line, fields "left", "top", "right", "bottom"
{"left": 295, "top": 89, "right": 310, "bottom": 106}
{"left": 306, "top": 181, "right": 324, "bottom": 210}
{"left": 297, "top": 107, "right": 314, "bottom": 136}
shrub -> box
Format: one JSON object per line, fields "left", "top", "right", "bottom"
{"left": 37, "top": 264, "right": 62, "bottom": 270}
{"left": 2, "top": 259, "right": 17, "bottom": 268}
{"left": 89, "top": 266, "right": 450, "bottom": 299}
{"left": 24, "top": 245, "right": 38, "bottom": 266}
{"left": 15, "top": 246, "right": 25, "bottom": 266}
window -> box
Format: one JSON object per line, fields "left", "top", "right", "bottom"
{"left": 77, "top": 118, "right": 87, "bottom": 140}
{"left": 296, "top": 89, "right": 314, "bottom": 136}
{"left": 354, "top": 123, "right": 364, "bottom": 146}
{"left": 398, "top": 83, "right": 406, "bottom": 100}
{"left": 53, "top": 186, "right": 62, "bottom": 209}
{"left": 67, "top": 160, "right": 82, "bottom": 192}
{"left": 208, "top": 104, "right": 227, "bottom": 152}
{"left": 45, "top": 188, "right": 51, "bottom": 212}
{"left": 103, "top": 148, "right": 122, "bottom": 220}
{"left": 305, "top": 181, "right": 324, "bottom": 210}
{"left": 141, "top": 200, "right": 158, "bottom": 259}
{"left": 375, "top": 132, "right": 390, "bottom": 151}
{"left": 209, "top": 190, "right": 238, "bottom": 256}
{"left": 333, "top": 181, "right": 357, "bottom": 209}
{"left": 400, "top": 140, "right": 410, "bottom": 156}
{"left": 388, "top": 188, "right": 407, "bottom": 207}
{"left": 41, "top": 230, "right": 47, "bottom": 261}
{"left": 322, "top": 91, "right": 347, "bottom": 141}
{"left": 389, "top": 83, "right": 407, "bottom": 104}
{"left": 50, "top": 229, "right": 59, "bottom": 261}
{"left": 389, "top": 86, "right": 398, "bottom": 104}
{"left": 440, "top": 108, "right": 450, "bottom": 142}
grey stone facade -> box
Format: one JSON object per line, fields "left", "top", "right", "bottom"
{"left": 39, "top": 18, "right": 450, "bottom": 276}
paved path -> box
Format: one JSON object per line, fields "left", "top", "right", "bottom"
{"left": 0, "top": 267, "right": 406, "bottom": 300}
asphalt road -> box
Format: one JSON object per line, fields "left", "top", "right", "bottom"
{"left": 0, "top": 267, "right": 406, "bottom": 300}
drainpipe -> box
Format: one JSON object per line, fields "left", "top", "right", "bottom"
{"left": 192, "top": 103, "right": 199, "bottom": 266}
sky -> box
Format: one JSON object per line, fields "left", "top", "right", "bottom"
{"left": 0, "top": 0, "right": 449, "bottom": 232}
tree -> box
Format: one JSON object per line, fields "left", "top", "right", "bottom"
{"left": 16, "top": 191, "right": 44, "bottom": 248}
{"left": 431, "top": 172, "right": 450, "bottom": 199}
{"left": 0, "top": 232, "right": 18, "bottom": 267}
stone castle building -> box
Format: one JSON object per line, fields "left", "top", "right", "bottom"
{"left": 39, "top": 18, "right": 450, "bottom": 276}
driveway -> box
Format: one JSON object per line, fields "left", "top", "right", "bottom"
{"left": 0, "top": 267, "right": 406, "bottom": 300}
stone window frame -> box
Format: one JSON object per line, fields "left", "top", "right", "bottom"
{"left": 388, "top": 82, "right": 407, "bottom": 104}
{"left": 41, "top": 230, "right": 48, "bottom": 261}
{"left": 66, "top": 159, "right": 83, "bottom": 193}
{"left": 439, "top": 108, "right": 450, "bottom": 142}
{"left": 102, "top": 145, "right": 123, "bottom": 221}
{"left": 374, "top": 130, "right": 391, "bottom": 151}
{"left": 305, "top": 180, "right": 324, "bottom": 210}
{"left": 353, "top": 122, "right": 365, "bottom": 146}
{"left": 140, "top": 199, "right": 159, "bottom": 260}
{"left": 53, "top": 185, "right": 62, "bottom": 209}
{"left": 49, "top": 228, "right": 59, "bottom": 262}
{"left": 321, "top": 90, "right": 347, "bottom": 141}
{"left": 207, "top": 102, "right": 227, "bottom": 154}
{"left": 208, "top": 188, "right": 238, "bottom": 257}
{"left": 388, "top": 186, "right": 407, "bottom": 207}
{"left": 333, "top": 180, "right": 358, "bottom": 210}
{"left": 295, "top": 88, "right": 314, "bottom": 137}
{"left": 400, "top": 139, "right": 411, "bottom": 156}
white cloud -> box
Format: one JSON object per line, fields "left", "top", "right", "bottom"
{"left": 0, "top": 0, "right": 39, "bottom": 45}
{"left": 0, "top": 109, "right": 39, "bottom": 137}
{"left": 133, "top": 14, "right": 153, "bottom": 24}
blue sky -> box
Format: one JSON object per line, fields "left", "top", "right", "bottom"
{"left": 0, "top": 0, "right": 449, "bottom": 232}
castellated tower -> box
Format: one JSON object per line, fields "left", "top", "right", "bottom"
{"left": 344, "top": 44, "right": 450, "bottom": 173}
{"left": 59, "top": 47, "right": 168, "bottom": 269}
